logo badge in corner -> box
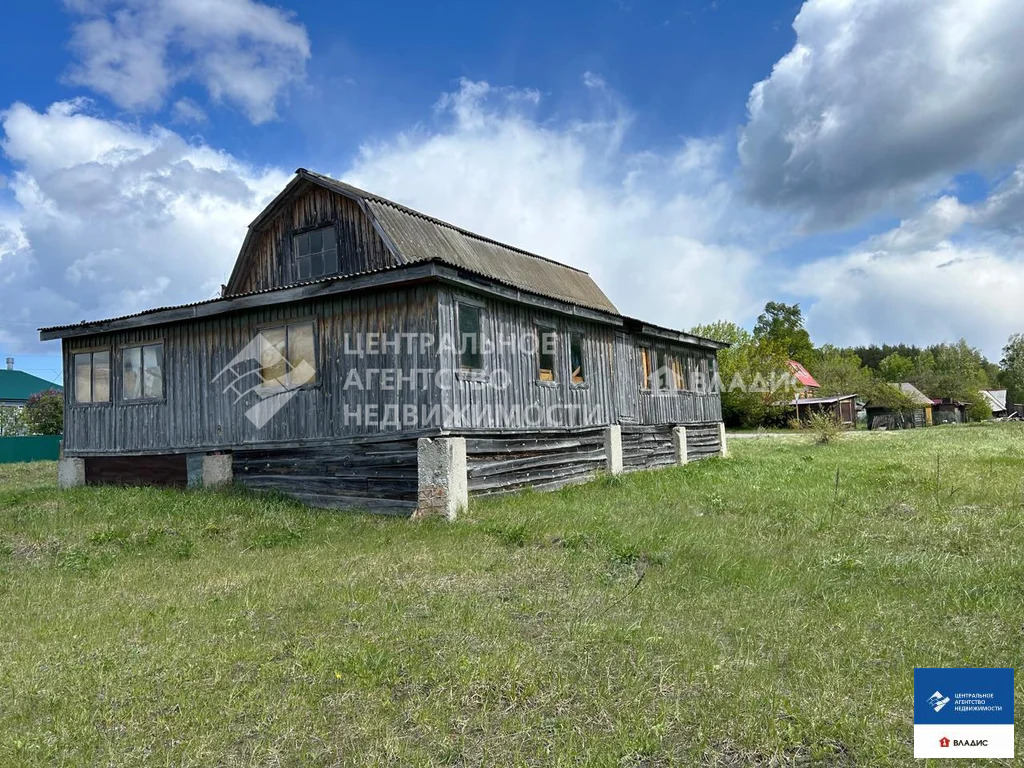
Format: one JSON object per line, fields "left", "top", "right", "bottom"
{"left": 913, "top": 668, "right": 1014, "bottom": 759}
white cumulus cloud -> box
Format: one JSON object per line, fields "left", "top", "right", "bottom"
{"left": 64, "top": 0, "right": 310, "bottom": 123}
{"left": 740, "top": 0, "right": 1024, "bottom": 227}
{"left": 344, "top": 78, "right": 768, "bottom": 332}
{"left": 0, "top": 99, "right": 289, "bottom": 351}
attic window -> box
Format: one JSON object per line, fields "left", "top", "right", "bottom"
{"left": 294, "top": 226, "right": 339, "bottom": 281}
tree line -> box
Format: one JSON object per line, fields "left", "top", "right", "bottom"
{"left": 693, "top": 302, "right": 1022, "bottom": 429}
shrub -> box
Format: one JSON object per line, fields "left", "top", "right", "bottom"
{"left": 807, "top": 411, "right": 843, "bottom": 444}
{"left": 0, "top": 406, "right": 27, "bottom": 436}
{"left": 23, "top": 389, "right": 64, "bottom": 435}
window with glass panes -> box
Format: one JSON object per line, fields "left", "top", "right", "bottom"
{"left": 294, "top": 226, "right": 339, "bottom": 280}
{"left": 74, "top": 350, "right": 111, "bottom": 403}
{"left": 537, "top": 326, "right": 557, "bottom": 381}
{"left": 457, "top": 303, "right": 484, "bottom": 370}
{"left": 122, "top": 343, "right": 164, "bottom": 400}
{"left": 260, "top": 322, "right": 317, "bottom": 388}
{"left": 569, "top": 333, "right": 585, "bottom": 384}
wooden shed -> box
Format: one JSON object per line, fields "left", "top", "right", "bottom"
{"left": 41, "top": 169, "right": 728, "bottom": 515}
{"left": 789, "top": 394, "right": 857, "bottom": 426}
{"left": 865, "top": 383, "right": 933, "bottom": 430}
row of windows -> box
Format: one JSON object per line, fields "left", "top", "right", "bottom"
{"left": 75, "top": 347, "right": 166, "bottom": 404}
{"left": 456, "top": 303, "right": 587, "bottom": 385}
{"left": 640, "top": 346, "right": 709, "bottom": 392}
{"left": 73, "top": 321, "right": 319, "bottom": 405}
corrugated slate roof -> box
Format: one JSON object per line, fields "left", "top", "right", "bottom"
{"left": 896, "top": 382, "right": 934, "bottom": 406}
{"left": 297, "top": 169, "right": 619, "bottom": 314}
{"left": 0, "top": 370, "right": 63, "bottom": 402}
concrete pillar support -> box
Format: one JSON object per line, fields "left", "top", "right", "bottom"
{"left": 604, "top": 425, "right": 623, "bottom": 475}
{"left": 718, "top": 421, "right": 729, "bottom": 458}
{"left": 187, "top": 452, "right": 233, "bottom": 488}
{"left": 414, "top": 437, "right": 468, "bottom": 520}
{"left": 671, "top": 426, "right": 688, "bottom": 465}
{"left": 58, "top": 457, "right": 86, "bottom": 489}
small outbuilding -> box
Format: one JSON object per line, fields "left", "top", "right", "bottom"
{"left": 865, "top": 383, "right": 933, "bottom": 430}
{"left": 979, "top": 389, "right": 1008, "bottom": 418}
{"left": 931, "top": 398, "right": 969, "bottom": 425}
{"left": 789, "top": 393, "right": 858, "bottom": 426}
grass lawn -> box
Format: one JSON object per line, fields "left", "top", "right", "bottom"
{"left": 1, "top": 425, "right": 1022, "bottom": 766}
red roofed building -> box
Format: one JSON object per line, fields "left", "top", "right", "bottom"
{"left": 788, "top": 360, "right": 820, "bottom": 399}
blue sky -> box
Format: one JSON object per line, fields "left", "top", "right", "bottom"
{"left": 2, "top": 0, "right": 1024, "bottom": 385}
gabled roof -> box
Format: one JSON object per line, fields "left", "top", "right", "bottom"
{"left": 980, "top": 389, "right": 1007, "bottom": 412}
{"left": 227, "top": 168, "right": 619, "bottom": 314}
{"left": 895, "top": 382, "right": 933, "bottom": 407}
{"left": 0, "top": 369, "right": 62, "bottom": 402}
{"left": 788, "top": 360, "right": 820, "bottom": 388}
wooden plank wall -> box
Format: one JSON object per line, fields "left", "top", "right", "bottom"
{"left": 437, "top": 286, "right": 722, "bottom": 431}
{"left": 465, "top": 429, "right": 607, "bottom": 496}
{"left": 63, "top": 285, "right": 442, "bottom": 455}
{"left": 684, "top": 423, "right": 722, "bottom": 461}
{"left": 230, "top": 187, "right": 396, "bottom": 295}
{"left": 621, "top": 425, "right": 676, "bottom": 471}
{"left": 232, "top": 434, "right": 419, "bottom": 514}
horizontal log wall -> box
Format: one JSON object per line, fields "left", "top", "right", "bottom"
{"left": 233, "top": 434, "right": 419, "bottom": 514}
{"left": 621, "top": 425, "right": 677, "bottom": 471}
{"left": 464, "top": 429, "right": 607, "bottom": 497}
{"left": 684, "top": 422, "right": 722, "bottom": 461}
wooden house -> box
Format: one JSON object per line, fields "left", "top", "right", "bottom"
{"left": 865, "top": 383, "right": 933, "bottom": 430}
{"left": 41, "top": 169, "right": 727, "bottom": 516}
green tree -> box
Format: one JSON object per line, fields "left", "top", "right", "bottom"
{"left": 693, "top": 321, "right": 796, "bottom": 429}
{"left": 0, "top": 406, "right": 27, "bottom": 437}
{"left": 23, "top": 389, "right": 64, "bottom": 435}
{"left": 752, "top": 301, "right": 814, "bottom": 362}
{"left": 878, "top": 353, "right": 914, "bottom": 382}
{"left": 1000, "top": 333, "right": 1024, "bottom": 406}
{"left": 807, "top": 345, "right": 872, "bottom": 396}
{"left": 911, "top": 339, "right": 992, "bottom": 400}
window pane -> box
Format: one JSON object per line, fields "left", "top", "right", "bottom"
{"left": 318, "top": 227, "right": 335, "bottom": 253}
{"left": 310, "top": 252, "right": 324, "bottom": 277}
{"left": 672, "top": 355, "right": 685, "bottom": 390}
{"left": 538, "top": 328, "right": 556, "bottom": 381}
{"left": 144, "top": 344, "right": 163, "bottom": 398}
{"left": 93, "top": 351, "right": 110, "bottom": 402}
{"left": 297, "top": 256, "right": 311, "bottom": 281}
{"left": 458, "top": 304, "right": 483, "bottom": 370}
{"left": 296, "top": 232, "right": 310, "bottom": 257}
{"left": 261, "top": 327, "right": 288, "bottom": 387}
{"left": 640, "top": 347, "right": 651, "bottom": 389}
{"left": 287, "top": 323, "right": 316, "bottom": 386}
{"left": 570, "top": 334, "right": 585, "bottom": 384}
{"left": 75, "top": 353, "right": 92, "bottom": 403}
{"left": 122, "top": 347, "right": 143, "bottom": 400}
{"left": 309, "top": 228, "right": 322, "bottom": 252}
{"left": 323, "top": 248, "right": 339, "bottom": 275}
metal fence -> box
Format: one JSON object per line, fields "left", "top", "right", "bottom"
{"left": 0, "top": 435, "right": 61, "bottom": 464}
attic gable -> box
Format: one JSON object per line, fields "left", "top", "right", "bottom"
{"left": 225, "top": 169, "right": 619, "bottom": 314}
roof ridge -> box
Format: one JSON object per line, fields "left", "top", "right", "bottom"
{"left": 296, "top": 168, "right": 594, "bottom": 276}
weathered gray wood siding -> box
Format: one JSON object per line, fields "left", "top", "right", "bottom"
{"left": 232, "top": 434, "right": 419, "bottom": 514}
{"left": 229, "top": 186, "right": 396, "bottom": 296}
{"left": 621, "top": 425, "right": 676, "bottom": 471}
{"left": 437, "top": 286, "right": 722, "bottom": 431}
{"left": 62, "top": 285, "right": 441, "bottom": 455}
{"left": 684, "top": 423, "right": 723, "bottom": 460}
{"left": 465, "top": 429, "right": 606, "bottom": 496}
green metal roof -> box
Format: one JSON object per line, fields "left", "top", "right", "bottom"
{"left": 0, "top": 370, "right": 63, "bottom": 402}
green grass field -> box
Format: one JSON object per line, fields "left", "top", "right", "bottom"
{"left": 1, "top": 425, "right": 1022, "bottom": 766}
